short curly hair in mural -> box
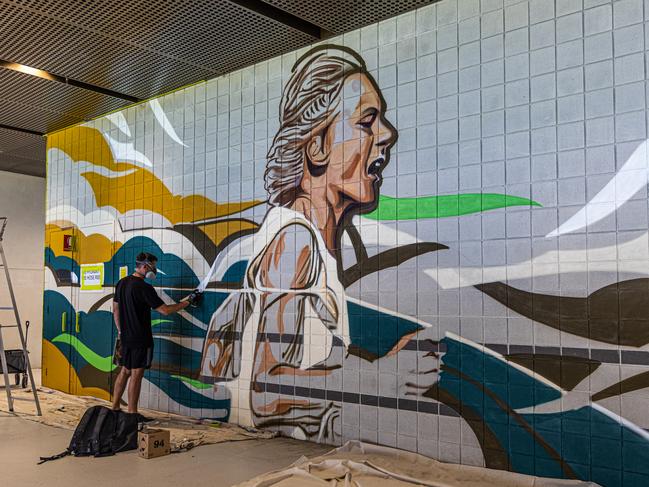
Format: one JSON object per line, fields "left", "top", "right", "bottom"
{"left": 265, "top": 45, "right": 366, "bottom": 207}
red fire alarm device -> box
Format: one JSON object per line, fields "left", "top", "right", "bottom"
{"left": 63, "top": 234, "right": 74, "bottom": 252}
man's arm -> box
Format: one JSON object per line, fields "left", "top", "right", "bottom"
{"left": 144, "top": 282, "right": 201, "bottom": 316}
{"left": 112, "top": 301, "right": 121, "bottom": 335}
{"left": 155, "top": 301, "right": 190, "bottom": 316}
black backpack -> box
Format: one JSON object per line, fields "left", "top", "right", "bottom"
{"left": 38, "top": 406, "right": 146, "bottom": 464}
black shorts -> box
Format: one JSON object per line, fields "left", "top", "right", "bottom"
{"left": 119, "top": 345, "right": 153, "bottom": 370}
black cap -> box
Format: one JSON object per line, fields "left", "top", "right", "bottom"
{"left": 136, "top": 252, "right": 158, "bottom": 266}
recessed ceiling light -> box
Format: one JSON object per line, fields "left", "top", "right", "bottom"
{"left": 0, "top": 59, "right": 139, "bottom": 102}
{"left": 0, "top": 61, "right": 56, "bottom": 81}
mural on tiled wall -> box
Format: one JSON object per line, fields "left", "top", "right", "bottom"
{"left": 43, "top": 1, "right": 649, "bottom": 485}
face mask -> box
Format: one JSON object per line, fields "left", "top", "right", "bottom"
{"left": 137, "top": 261, "right": 157, "bottom": 280}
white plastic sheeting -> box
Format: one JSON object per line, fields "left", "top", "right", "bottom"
{"left": 236, "top": 441, "right": 599, "bottom": 487}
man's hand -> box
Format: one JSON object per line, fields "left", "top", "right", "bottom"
{"left": 185, "top": 289, "right": 203, "bottom": 307}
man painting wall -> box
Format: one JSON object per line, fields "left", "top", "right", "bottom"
{"left": 42, "top": 5, "right": 649, "bottom": 481}
{"left": 112, "top": 252, "right": 203, "bottom": 413}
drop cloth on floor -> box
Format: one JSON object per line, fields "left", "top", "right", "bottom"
{"left": 235, "top": 440, "right": 599, "bottom": 487}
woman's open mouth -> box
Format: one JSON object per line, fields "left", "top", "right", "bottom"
{"left": 367, "top": 155, "right": 385, "bottom": 180}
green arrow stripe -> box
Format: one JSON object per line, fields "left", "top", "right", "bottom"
{"left": 51, "top": 333, "right": 117, "bottom": 372}
{"left": 50, "top": 334, "right": 212, "bottom": 389}
{"left": 364, "top": 193, "right": 541, "bottom": 221}
{"left": 170, "top": 374, "right": 212, "bottom": 390}
{"left": 152, "top": 319, "right": 174, "bottom": 327}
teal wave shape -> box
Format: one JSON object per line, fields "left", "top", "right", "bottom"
{"left": 51, "top": 333, "right": 117, "bottom": 373}
{"left": 46, "top": 235, "right": 199, "bottom": 288}
{"left": 365, "top": 193, "right": 541, "bottom": 220}
{"left": 145, "top": 369, "right": 229, "bottom": 417}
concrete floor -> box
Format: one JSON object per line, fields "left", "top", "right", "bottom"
{"left": 0, "top": 369, "right": 331, "bottom": 487}
{"left": 0, "top": 413, "right": 331, "bottom": 486}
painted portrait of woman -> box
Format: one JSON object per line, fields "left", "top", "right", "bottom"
{"left": 198, "top": 45, "right": 436, "bottom": 440}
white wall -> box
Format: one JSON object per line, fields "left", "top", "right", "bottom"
{"left": 0, "top": 170, "right": 45, "bottom": 367}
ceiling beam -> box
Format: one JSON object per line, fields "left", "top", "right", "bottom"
{"left": 0, "top": 60, "right": 141, "bottom": 103}
{"left": 228, "top": 0, "right": 330, "bottom": 39}
{"left": 0, "top": 123, "right": 44, "bottom": 137}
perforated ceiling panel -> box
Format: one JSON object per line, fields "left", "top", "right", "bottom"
{"left": 0, "top": 0, "right": 314, "bottom": 99}
{"left": 0, "top": 126, "right": 45, "bottom": 177}
{"left": 262, "top": 0, "right": 441, "bottom": 34}
{"left": 0, "top": 0, "right": 440, "bottom": 176}
{"left": 0, "top": 69, "right": 130, "bottom": 129}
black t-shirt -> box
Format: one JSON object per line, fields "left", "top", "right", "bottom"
{"left": 113, "top": 275, "right": 164, "bottom": 348}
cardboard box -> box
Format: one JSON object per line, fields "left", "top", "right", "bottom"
{"left": 138, "top": 428, "right": 171, "bottom": 459}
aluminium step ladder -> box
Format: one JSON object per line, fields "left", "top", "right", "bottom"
{"left": 0, "top": 217, "right": 41, "bottom": 415}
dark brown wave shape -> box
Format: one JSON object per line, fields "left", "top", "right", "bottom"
{"left": 173, "top": 223, "right": 258, "bottom": 267}
{"left": 591, "top": 370, "right": 649, "bottom": 402}
{"left": 476, "top": 279, "right": 649, "bottom": 347}
{"left": 342, "top": 242, "right": 449, "bottom": 287}
{"left": 505, "top": 354, "right": 600, "bottom": 391}
{"left": 339, "top": 222, "right": 448, "bottom": 287}
{"left": 89, "top": 293, "right": 114, "bottom": 313}
{"left": 77, "top": 364, "right": 115, "bottom": 394}
{"left": 425, "top": 384, "right": 510, "bottom": 471}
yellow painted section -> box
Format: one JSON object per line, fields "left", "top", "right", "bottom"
{"left": 48, "top": 125, "right": 262, "bottom": 225}
{"left": 42, "top": 340, "right": 111, "bottom": 401}
{"left": 45, "top": 223, "right": 121, "bottom": 264}
{"left": 42, "top": 338, "right": 70, "bottom": 394}
{"left": 82, "top": 168, "right": 260, "bottom": 224}
{"left": 199, "top": 220, "right": 258, "bottom": 248}
{"left": 47, "top": 126, "right": 131, "bottom": 172}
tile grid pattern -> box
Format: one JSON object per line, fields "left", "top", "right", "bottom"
{"left": 44, "top": 1, "right": 649, "bottom": 484}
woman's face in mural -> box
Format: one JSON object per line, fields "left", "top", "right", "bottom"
{"left": 309, "top": 72, "right": 397, "bottom": 209}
